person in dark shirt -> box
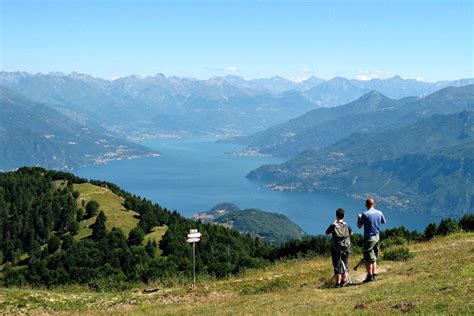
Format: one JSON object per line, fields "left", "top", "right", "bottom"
{"left": 326, "top": 208, "right": 353, "bottom": 288}
{"left": 357, "top": 198, "right": 386, "bottom": 283}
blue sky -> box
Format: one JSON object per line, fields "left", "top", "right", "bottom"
{"left": 1, "top": 0, "right": 472, "bottom": 81}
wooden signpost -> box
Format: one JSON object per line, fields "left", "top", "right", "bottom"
{"left": 187, "top": 229, "right": 201, "bottom": 288}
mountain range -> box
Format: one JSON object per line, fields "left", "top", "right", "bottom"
{"left": 232, "top": 85, "right": 474, "bottom": 157}
{"left": 1, "top": 70, "right": 473, "bottom": 199}
{"left": 247, "top": 110, "right": 474, "bottom": 216}
{"left": 0, "top": 87, "right": 156, "bottom": 171}
{"left": 1, "top": 72, "right": 472, "bottom": 138}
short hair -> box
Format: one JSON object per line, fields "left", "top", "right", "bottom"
{"left": 336, "top": 208, "right": 345, "bottom": 220}
{"left": 365, "top": 198, "right": 375, "bottom": 207}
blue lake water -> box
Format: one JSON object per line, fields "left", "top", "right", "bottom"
{"left": 76, "top": 138, "right": 444, "bottom": 235}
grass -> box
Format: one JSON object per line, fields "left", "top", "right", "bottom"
{"left": 73, "top": 183, "right": 167, "bottom": 243}
{"left": 144, "top": 226, "right": 168, "bottom": 256}
{"left": 74, "top": 183, "right": 140, "bottom": 239}
{"left": 0, "top": 232, "right": 472, "bottom": 315}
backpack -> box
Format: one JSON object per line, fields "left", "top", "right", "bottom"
{"left": 333, "top": 221, "right": 351, "bottom": 252}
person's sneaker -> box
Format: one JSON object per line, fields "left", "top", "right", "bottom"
{"left": 362, "top": 275, "right": 373, "bottom": 283}
{"left": 334, "top": 283, "right": 342, "bottom": 288}
{"left": 340, "top": 280, "right": 347, "bottom": 287}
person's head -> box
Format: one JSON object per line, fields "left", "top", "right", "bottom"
{"left": 365, "top": 198, "right": 375, "bottom": 210}
{"left": 336, "top": 208, "right": 345, "bottom": 220}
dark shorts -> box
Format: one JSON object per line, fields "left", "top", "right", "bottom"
{"left": 363, "top": 236, "right": 380, "bottom": 263}
{"left": 331, "top": 249, "right": 349, "bottom": 275}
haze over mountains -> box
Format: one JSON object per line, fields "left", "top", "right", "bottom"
{"left": 1, "top": 71, "right": 472, "bottom": 139}
{"left": 0, "top": 86, "right": 155, "bottom": 171}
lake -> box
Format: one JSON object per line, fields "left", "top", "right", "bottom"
{"left": 76, "top": 138, "right": 444, "bottom": 235}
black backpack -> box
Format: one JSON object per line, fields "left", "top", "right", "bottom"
{"left": 333, "top": 221, "right": 351, "bottom": 252}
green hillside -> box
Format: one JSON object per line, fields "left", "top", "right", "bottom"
{"left": 194, "top": 203, "right": 306, "bottom": 244}
{"left": 73, "top": 183, "right": 141, "bottom": 239}
{"left": 0, "top": 168, "right": 273, "bottom": 287}
{"left": 50, "top": 181, "right": 167, "bottom": 244}
{"left": 0, "top": 232, "right": 472, "bottom": 314}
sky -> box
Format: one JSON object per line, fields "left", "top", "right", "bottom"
{"left": 1, "top": 0, "right": 473, "bottom": 82}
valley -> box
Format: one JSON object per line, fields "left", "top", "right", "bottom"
{"left": 76, "top": 138, "right": 445, "bottom": 234}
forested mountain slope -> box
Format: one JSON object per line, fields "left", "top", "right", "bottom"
{"left": 193, "top": 203, "right": 306, "bottom": 244}
{"left": 233, "top": 85, "right": 474, "bottom": 157}
{"left": 0, "top": 87, "right": 155, "bottom": 170}
{"left": 248, "top": 111, "right": 474, "bottom": 215}
{"left": 0, "top": 168, "right": 272, "bottom": 286}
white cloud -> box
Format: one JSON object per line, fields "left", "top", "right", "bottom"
{"left": 355, "top": 70, "right": 391, "bottom": 81}
{"left": 224, "top": 66, "right": 238, "bottom": 73}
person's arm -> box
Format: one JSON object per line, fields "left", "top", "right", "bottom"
{"left": 348, "top": 225, "right": 354, "bottom": 236}
{"left": 325, "top": 224, "right": 335, "bottom": 235}
{"left": 381, "top": 213, "right": 387, "bottom": 224}
{"left": 357, "top": 214, "right": 363, "bottom": 228}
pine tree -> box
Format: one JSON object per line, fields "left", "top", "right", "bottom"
{"left": 85, "top": 200, "right": 100, "bottom": 218}
{"left": 424, "top": 223, "right": 437, "bottom": 239}
{"left": 47, "top": 235, "right": 61, "bottom": 254}
{"left": 128, "top": 227, "right": 145, "bottom": 246}
{"left": 91, "top": 211, "right": 107, "bottom": 241}
{"left": 61, "top": 234, "right": 75, "bottom": 250}
{"left": 145, "top": 239, "right": 156, "bottom": 257}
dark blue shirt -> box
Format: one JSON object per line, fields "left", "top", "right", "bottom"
{"left": 358, "top": 208, "right": 386, "bottom": 239}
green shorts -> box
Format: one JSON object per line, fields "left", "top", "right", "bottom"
{"left": 363, "top": 236, "right": 380, "bottom": 263}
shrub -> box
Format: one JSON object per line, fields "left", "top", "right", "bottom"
{"left": 87, "top": 275, "right": 134, "bottom": 292}
{"left": 85, "top": 200, "right": 100, "bottom": 218}
{"left": 2, "top": 264, "right": 27, "bottom": 286}
{"left": 383, "top": 246, "right": 414, "bottom": 261}
{"left": 69, "top": 220, "right": 80, "bottom": 235}
{"left": 76, "top": 208, "right": 85, "bottom": 222}
{"left": 380, "top": 236, "right": 407, "bottom": 249}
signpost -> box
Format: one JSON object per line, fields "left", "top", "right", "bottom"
{"left": 187, "top": 229, "right": 201, "bottom": 288}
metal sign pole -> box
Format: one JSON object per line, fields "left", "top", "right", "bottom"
{"left": 193, "top": 241, "right": 196, "bottom": 288}
{"left": 187, "top": 229, "right": 201, "bottom": 289}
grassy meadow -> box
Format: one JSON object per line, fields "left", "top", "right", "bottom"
{"left": 0, "top": 232, "right": 472, "bottom": 315}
